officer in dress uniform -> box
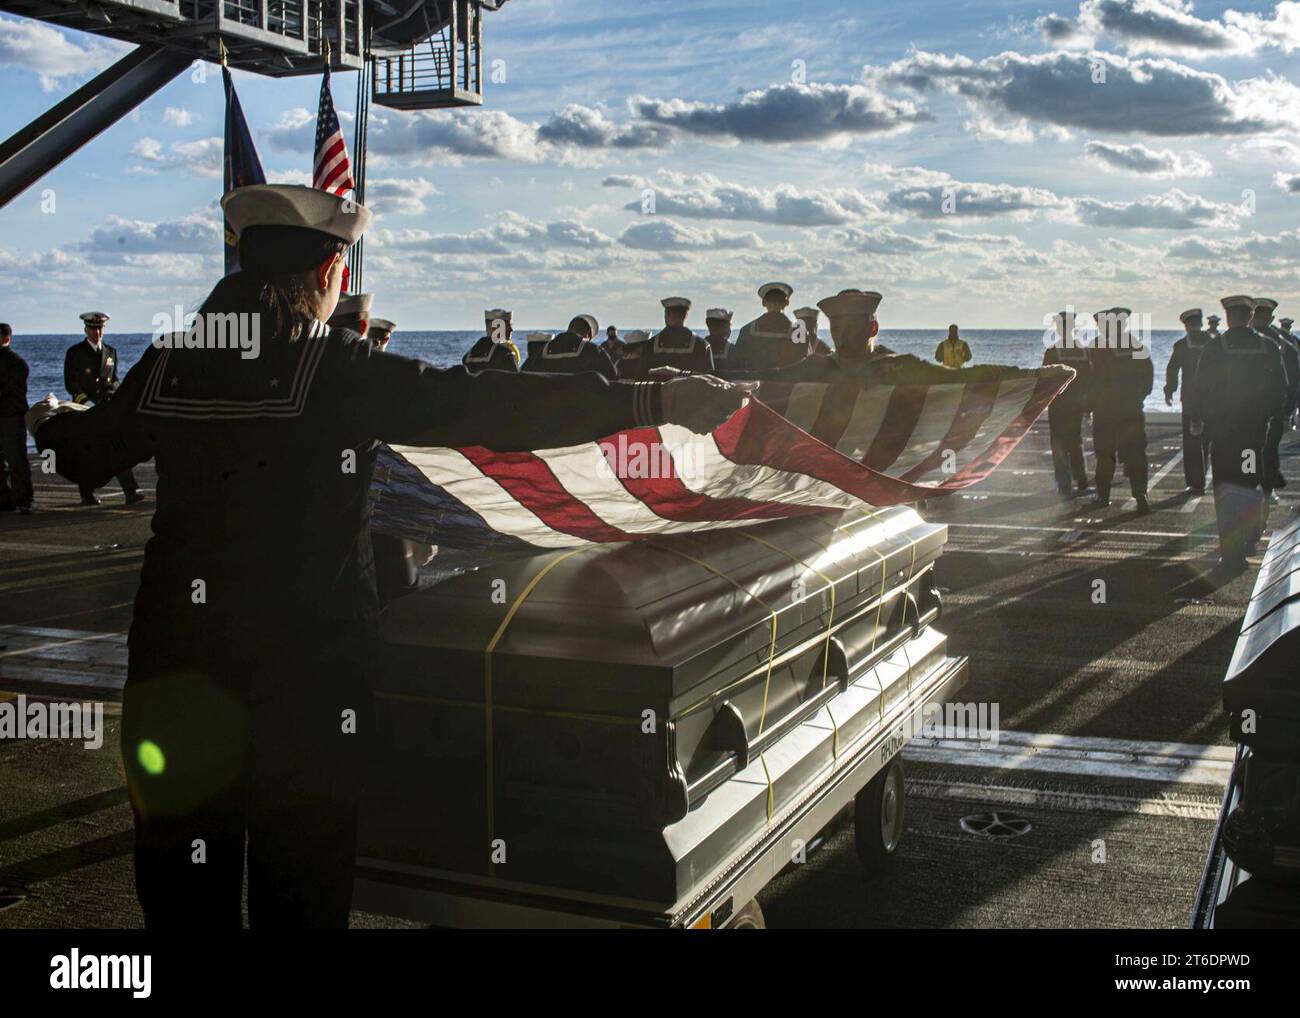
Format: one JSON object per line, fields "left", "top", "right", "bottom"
{"left": 1252, "top": 298, "right": 1298, "bottom": 497}
{"left": 367, "top": 317, "right": 395, "bottom": 352}
{"left": 1206, "top": 314, "right": 1221, "bottom": 338}
{"left": 464, "top": 308, "right": 520, "bottom": 373}
{"left": 632, "top": 297, "right": 714, "bottom": 378}
{"left": 1043, "top": 310, "right": 1092, "bottom": 499}
{"left": 1089, "top": 307, "right": 1153, "bottom": 514}
{"left": 704, "top": 309, "right": 733, "bottom": 375}
{"left": 524, "top": 315, "right": 617, "bottom": 379}
{"left": 1188, "top": 295, "right": 1289, "bottom": 570}
{"left": 600, "top": 325, "right": 625, "bottom": 366}
{"left": 0, "top": 322, "right": 34, "bottom": 513}
{"left": 63, "top": 312, "right": 143, "bottom": 506}
{"left": 935, "top": 325, "right": 973, "bottom": 369}
{"left": 729, "top": 282, "right": 802, "bottom": 374}
{"left": 1164, "top": 308, "right": 1214, "bottom": 494}
{"left": 24, "top": 183, "right": 746, "bottom": 929}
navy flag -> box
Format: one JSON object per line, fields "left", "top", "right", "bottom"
{"left": 222, "top": 65, "right": 266, "bottom": 275}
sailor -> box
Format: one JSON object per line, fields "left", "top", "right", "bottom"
{"left": 0, "top": 322, "right": 34, "bottom": 514}
{"left": 793, "top": 306, "right": 826, "bottom": 356}
{"left": 935, "top": 325, "right": 972, "bottom": 369}
{"left": 600, "top": 325, "right": 625, "bottom": 365}
{"left": 729, "top": 282, "right": 803, "bottom": 374}
{"left": 1188, "top": 295, "right": 1289, "bottom": 570}
{"left": 464, "top": 308, "right": 520, "bottom": 373}
{"left": 524, "top": 329, "right": 550, "bottom": 364}
{"left": 1206, "top": 314, "right": 1222, "bottom": 338}
{"left": 1089, "top": 307, "right": 1152, "bottom": 514}
{"left": 1281, "top": 318, "right": 1297, "bottom": 343}
{"left": 1163, "top": 308, "right": 1213, "bottom": 494}
{"left": 1251, "top": 297, "right": 1298, "bottom": 496}
{"left": 631, "top": 297, "right": 714, "bottom": 378}
{"left": 367, "top": 317, "right": 395, "bottom": 352}
{"left": 613, "top": 329, "right": 651, "bottom": 378}
{"left": 704, "top": 308, "right": 734, "bottom": 374}
{"left": 63, "top": 312, "right": 143, "bottom": 506}
{"left": 24, "top": 183, "right": 746, "bottom": 929}
{"left": 1042, "top": 311, "right": 1091, "bottom": 499}
{"left": 523, "top": 315, "right": 616, "bottom": 379}
{"left": 327, "top": 292, "right": 371, "bottom": 334}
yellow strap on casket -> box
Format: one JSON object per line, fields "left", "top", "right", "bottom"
{"left": 483, "top": 547, "right": 586, "bottom": 869}
{"left": 648, "top": 541, "right": 780, "bottom": 823}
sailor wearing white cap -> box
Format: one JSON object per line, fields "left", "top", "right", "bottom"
{"left": 704, "top": 308, "right": 734, "bottom": 372}
{"left": 1088, "top": 306, "right": 1152, "bottom": 513}
{"left": 793, "top": 307, "right": 831, "bottom": 357}
{"left": 367, "top": 318, "right": 396, "bottom": 352}
{"left": 1043, "top": 310, "right": 1092, "bottom": 498}
{"left": 1164, "top": 308, "right": 1213, "bottom": 493}
{"left": 464, "top": 308, "right": 519, "bottom": 373}
{"left": 1187, "top": 295, "right": 1290, "bottom": 569}
{"left": 1249, "top": 297, "right": 1298, "bottom": 496}
{"left": 62, "top": 310, "right": 142, "bottom": 505}
{"left": 26, "top": 182, "right": 750, "bottom": 930}
{"left": 328, "top": 292, "right": 373, "bottom": 335}
{"left": 620, "top": 297, "right": 714, "bottom": 379}
{"left": 524, "top": 315, "right": 616, "bottom": 379}
{"left": 730, "top": 282, "right": 802, "bottom": 374}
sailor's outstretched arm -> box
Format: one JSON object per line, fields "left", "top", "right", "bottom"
{"left": 28, "top": 348, "right": 159, "bottom": 489}
{"left": 354, "top": 344, "right": 741, "bottom": 449}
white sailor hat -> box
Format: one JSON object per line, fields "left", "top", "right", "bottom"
{"left": 1178, "top": 308, "right": 1203, "bottom": 324}
{"left": 484, "top": 308, "right": 512, "bottom": 322}
{"left": 526, "top": 331, "right": 553, "bottom": 343}
{"left": 758, "top": 281, "right": 793, "bottom": 300}
{"left": 80, "top": 311, "right": 110, "bottom": 324}
{"left": 221, "top": 184, "right": 371, "bottom": 244}
{"left": 577, "top": 314, "right": 599, "bottom": 336}
{"left": 660, "top": 297, "right": 691, "bottom": 310}
{"left": 1221, "top": 295, "right": 1254, "bottom": 310}
{"left": 1254, "top": 297, "right": 1279, "bottom": 312}
{"left": 623, "top": 329, "right": 652, "bottom": 344}
{"left": 369, "top": 318, "right": 395, "bottom": 333}
{"left": 793, "top": 306, "right": 820, "bottom": 319}
{"left": 705, "top": 307, "right": 732, "bottom": 321}
{"left": 332, "top": 292, "right": 373, "bottom": 318}
{"left": 818, "top": 289, "right": 883, "bottom": 317}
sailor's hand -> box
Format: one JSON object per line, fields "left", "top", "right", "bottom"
{"left": 661, "top": 375, "right": 753, "bottom": 434}
{"left": 648, "top": 366, "right": 687, "bottom": 381}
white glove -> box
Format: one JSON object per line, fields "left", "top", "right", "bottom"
{"left": 660, "top": 375, "right": 753, "bottom": 435}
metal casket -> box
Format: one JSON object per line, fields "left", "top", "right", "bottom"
{"left": 359, "top": 505, "right": 955, "bottom": 908}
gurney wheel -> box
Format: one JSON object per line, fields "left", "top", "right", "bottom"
{"left": 855, "top": 757, "right": 905, "bottom": 878}
{"left": 724, "top": 899, "right": 765, "bottom": 929}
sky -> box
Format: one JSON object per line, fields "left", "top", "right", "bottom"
{"left": 1, "top": 0, "right": 1300, "bottom": 332}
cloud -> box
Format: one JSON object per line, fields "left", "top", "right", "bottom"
{"left": 162, "top": 107, "right": 197, "bottom": 128}
{"left": 618, "top": 220, "right": 761, "bottom": 251}
{"left": 876, "top": 49, "right": 1296, "bottom": 136}
{"left": 77, "top": 213, "right": 221, "bottom": 258}
{"left": 364, "top": 177, "right": 441, "bottom": 215}
{"left": 608, "top": 176, "right": 883, "bottom": 226}
{"left": 1166, "top": 228, "right": 1300, "bottom": 261}
{"left": 536, "top": 104, "right": 673, "bottom": 149}
{"left": 1036, "top": 13, "right": 1086, "bottom": 41}
{"left": 879, "top": 170, "right": 1067, "bottom": 219}
{"left": 1073, "top": 187, "right": 1239, "bottom": 228}
{"left": 129, "top": 137, "right": 223, "bottom": 178}
{"left": 829, "top": 226, "right": 936, "bottom": 255}
{"left": 1040, "top": 1, "right": 1300, "bottom": 57}
{"left": 0, "top": 15, "right": 123, "bottom": 89}
{"left": 1276, "top": 172, "right": 1300, "bottom": 193}
{"left": 628, "top": 82, "right": 930, "bottom": 143}
{"left": 380, "top": 212, "right": 614, "bottom": 255}
{"left": 1083, "top": 140, "right": 1212, "bottom": 177}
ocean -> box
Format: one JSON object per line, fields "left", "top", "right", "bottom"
{"left": 8, "top": 328, "right": 1185, "bottom": 450}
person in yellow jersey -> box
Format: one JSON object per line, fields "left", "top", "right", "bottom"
{"left": 935, "top": 324, "right": 972, "bottom": 368}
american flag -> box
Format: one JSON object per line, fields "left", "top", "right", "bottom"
{"left": 313, "top": 65, "right": 355, "bottom": 196}
{"left": 368, "top": 368, "right": 1072, "bottom": 551}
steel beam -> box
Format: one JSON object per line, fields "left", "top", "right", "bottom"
{"left": 0, "top": 44, "right": 191, "bottom": 209}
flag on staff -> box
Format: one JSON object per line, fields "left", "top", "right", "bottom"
{"left": 222, "top": 66, "right": 266, "bottom": 275}
{"left": 313, "top": 64, "right": 355, "bottom": 196}
{"left": 368, "top": 367, "right": 1073, "bottom": 551}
